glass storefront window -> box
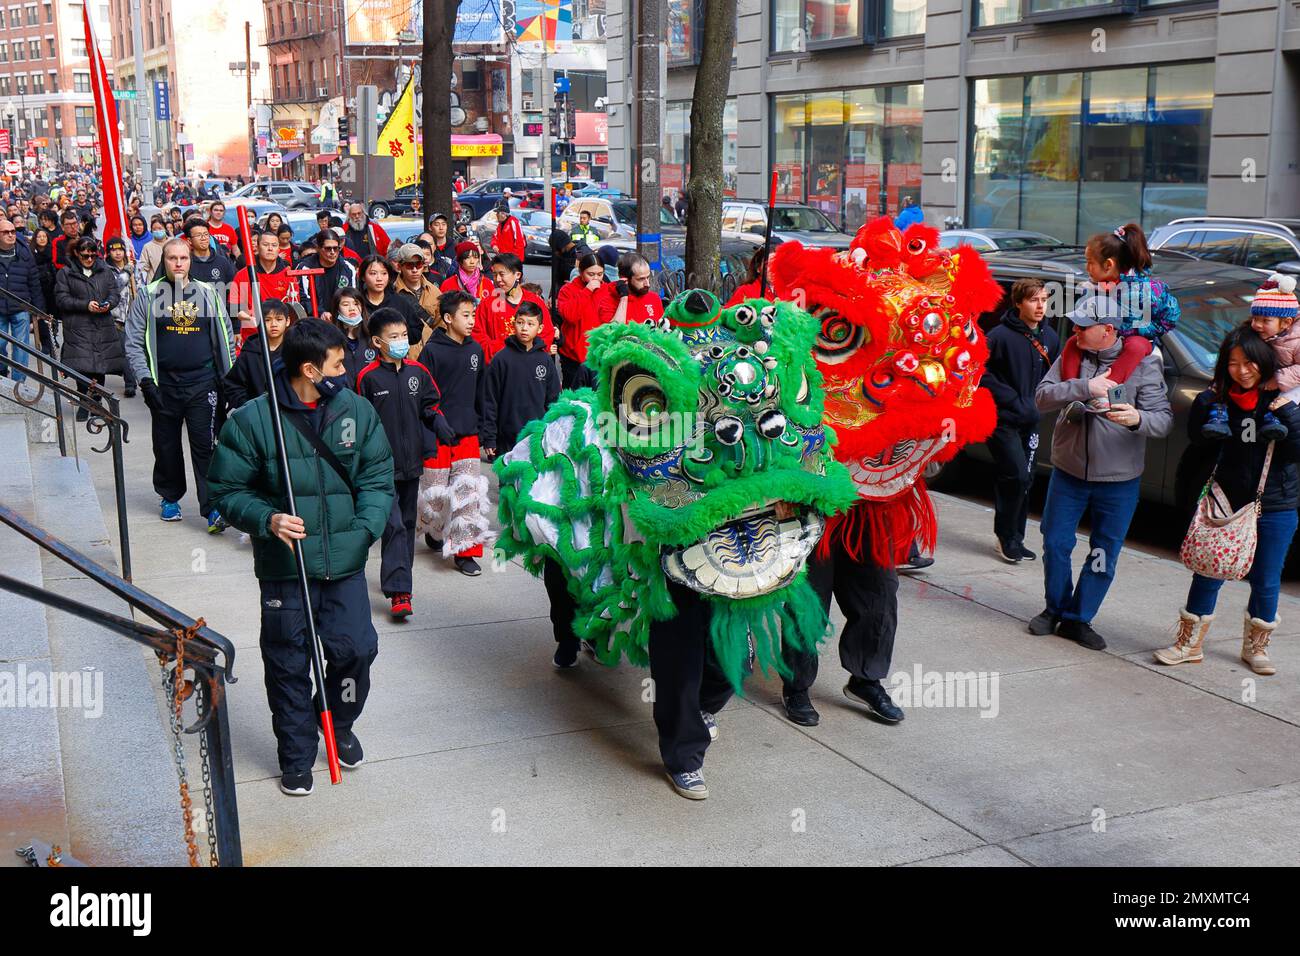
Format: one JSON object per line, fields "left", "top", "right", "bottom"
{"left": 883, "top": 0, "right": 926, "bottom": 37}
{"left": 970, "top": 76, "right": 1025, "bottom": 230}
{"left": 663, "top": 98, "right": 740, "bottom": 202}
{"left": 1021, "top": 72, "right": 1082, "bottom": 240}
{"left": 770, "top": 83, "right": 923, "bottom": 231}
{"left": 967, "top": 63, "right": 1213, "bottom": 243}
{"left": 772, "top": 0, "right": 803, "bottom": 52}
{"left": 976, "top": 0, "right": 1023, "bottom": 25}
{"left": 1079, "top": 67, "right": 1146, "bottom": 242}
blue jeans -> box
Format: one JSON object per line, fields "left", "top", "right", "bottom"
{"left": 0, "top": 311, "right": 30, "bottom": 382}
{"left": 1185, "top": 508, "right": 1298, "bottom": 623}
{"left": 1040, "top": 470, "right": 1141, "bottom": 624}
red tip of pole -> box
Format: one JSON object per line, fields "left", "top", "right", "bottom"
{"left": 320, "top": 710, "right": 342, "bottom": 785}
{"left": 769, "top": 170, "right": 779, "bottom": 205}
{"left": 235, "top": 206, "right": 254, "bottom": 265}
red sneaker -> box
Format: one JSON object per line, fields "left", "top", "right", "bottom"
{"left": 390, "top": 593, "right": 412, "bottom": 619}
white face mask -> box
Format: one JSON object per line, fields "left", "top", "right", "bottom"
{"left": 338, "top": 310, "right": 363, "bottom": 327}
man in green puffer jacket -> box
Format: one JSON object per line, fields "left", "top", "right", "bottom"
{"left": 208, "top": 318, "right": 395, "bottom": 796}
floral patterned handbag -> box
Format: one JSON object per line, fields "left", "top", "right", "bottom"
{"left": 1180, "top": 442, "right": 1274, "bottom": 581}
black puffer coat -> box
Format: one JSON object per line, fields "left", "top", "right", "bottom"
{"left": 55, "top": 259, "right": 124, "bottom": 376}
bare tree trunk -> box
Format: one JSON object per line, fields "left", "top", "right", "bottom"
{"left": 422, "top": 0, "right": 460, "bottom": 220}
{"left": 684, "top": 0, "right": 737, "bottom": 293}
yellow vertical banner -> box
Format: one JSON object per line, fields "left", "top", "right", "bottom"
{"left": 374, "top": 78, "right": 418, "bottom": 190}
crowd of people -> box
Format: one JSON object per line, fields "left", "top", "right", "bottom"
{"left": 4, "top": 168, "right": 1298, "bottom": 800}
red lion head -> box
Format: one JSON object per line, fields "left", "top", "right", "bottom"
{"left": 768, "top": 216, "right": 1003, "bottom": 565}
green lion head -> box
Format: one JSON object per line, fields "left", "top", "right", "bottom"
{"left": 495, "top": 289, "right": 856, "bottom": 689}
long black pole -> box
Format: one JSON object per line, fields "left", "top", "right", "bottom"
{"left": 759, "top": 169, "right": 778, "bottom": 299}
{"left": 235, "top": 207, "right": 341, "bottom": 785}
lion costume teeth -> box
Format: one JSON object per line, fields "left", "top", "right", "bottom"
{"left": 768, "top": 215, "right": 1004, "bottom": 567}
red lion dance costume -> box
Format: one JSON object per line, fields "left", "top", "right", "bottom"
{"left": 762, "top": 216, "right": 1003, "bottom": 725}
{"left": 769, "top": 216, "right": 1003, "bottom": 566}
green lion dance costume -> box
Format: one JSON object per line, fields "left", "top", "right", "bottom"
{"left": 495, "top": 289, "right": 858, "bottom": 689}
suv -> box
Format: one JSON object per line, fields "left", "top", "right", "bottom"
{"left": 229, "top": 180, "right": 321, "bottom": 210}
{"left": 557, "top": 198, "right": 682, "bottom": 242}
{"left": 720, "top": 201, "right": 852, "bottom": 250}
{"left": 367, "top": 185, "right": 420, "bottom": 220}
{"left": 956, "top": 247, "right": 1261, "bottom": 513}
{"left": 1148, "top": 217, "right": 1300, "bottom": 275}
{"left": 456, "top": 178, "right": 544, "bottom": 220}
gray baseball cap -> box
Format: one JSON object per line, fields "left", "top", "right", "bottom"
{"left": 1068, "top": 292, "right": 1123, "bottom": 328}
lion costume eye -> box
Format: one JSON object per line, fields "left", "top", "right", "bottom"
{"left": 906, "top": 237, "right": 926, "bottom": 255}
{"left": 621, "top": 372, "right": 668, "bottom": 429}
{"left": 759, "top": 305, "right": 777, "bottom": 328}
{"left": 733, "top": 305, "right": 757, "bottom": 326}
{"left": 814, "top": 310, "right": 865, "bottom": 365}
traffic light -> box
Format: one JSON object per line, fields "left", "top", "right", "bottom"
{"left": 337, "top": 116, "right": 349, "bottom": 150}
{"left": 565, "top": 101, "right": 576, "bottom": 142}
{"left": 549, "top": 108, "right": 561, "bottom": 140}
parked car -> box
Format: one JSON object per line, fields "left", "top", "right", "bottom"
{"left": 557, "top": 197, "right": 683, "bottom": 243}
{"left": 1148, "top": 217, "right": 1300, "bottom": 275}
{"left": 380, "top": 218, "right": 426, "bottom": 247}
{"left": 209, "top": 198, "right": 290, "bottom": 240}
{"left": 586, "top": 235, "right": 756, "bottom": 301}
{"left": 473, "top": 209, "right": 556, "bottom": 262}
{"left": 937, "top": 228, "right": 1067, "bottom": 252}
{"left": 228, "top": 180, "right": 322, "bottom": 210}
{"left": 268, "top": 210, "right": 344, "bottom": 245}
{"left": 954, "top": 247, "right": 1262, "bottom": 514}
{"left": 720, "top": 201, "right": 852, "bottom": 250}
{"left": 456, "top": 178, "right": 545, "bottom": 220}
{"left": 367, "top": 185, "right": 421, "bottom": 221}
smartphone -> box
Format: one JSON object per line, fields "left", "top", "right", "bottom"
{"left": 1107, "top": 384, "right": 1128, "bottom": 407}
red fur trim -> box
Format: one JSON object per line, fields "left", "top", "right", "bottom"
{"left": 819, "top": 482, "right": 937, "bottom": 568}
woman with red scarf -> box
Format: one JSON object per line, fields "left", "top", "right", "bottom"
{"left": 1155, "top": 324, "right": 1300, "bottom": 675}
{"left": 439, "top": 242, "right": 490, "bottom": 300}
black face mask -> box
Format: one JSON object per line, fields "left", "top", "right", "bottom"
{"left": 312, "top": 371, "right": 349, "bottom": 401}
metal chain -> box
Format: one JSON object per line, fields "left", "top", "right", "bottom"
{"left": 197, "top": 719, "right": 218, "bottom": 867}
{"left": 157, "top": 620, "right": 208, "bottom": 868}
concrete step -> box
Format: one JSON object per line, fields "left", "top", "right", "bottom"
{"left": 0, "top": 374, "right": 73, "bottom": 446}
{"left": 0, "top": 417, "right": 71, "bottom": 866}
{"left": 28, "top": 442, "right": 187, "bottom": 866}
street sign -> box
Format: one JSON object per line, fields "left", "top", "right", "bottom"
{"left": 114, "top": 88, "right": 138, "bottom": 100}
{"left": 4, "top": 159, "right": 21, "bottom": 175}
{"left": 554, "top": 76, "right": 570, "bottom": 95}
{"left": 154, "top": 80, "right": 170, "bottom": 121}
{"left": 267, "top": 151, "right": 283, "bottom": 169}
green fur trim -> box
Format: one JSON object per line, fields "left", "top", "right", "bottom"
{"left": 706, "top": 573, "right": 829, "bottom": 693}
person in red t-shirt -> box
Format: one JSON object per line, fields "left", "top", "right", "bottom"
{"left": 555, "top": 252, "right": 609, "bottom": 389}
{"left": 490, "top": 203, "right": 526, "bottom": 262}
{"left": 472, "top": 252, "right": 554, "bottom": 362}
{"left": 229, "top": 231, "right": 299, "bottom": 344}
{"left": 595, "top": 252, "right": 665, "bottom": 328}
{"left": 206, "top": 200, "right": 239, "bottom": 258}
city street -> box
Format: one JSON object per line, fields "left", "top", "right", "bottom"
{"left": 48, "top": 391, "right": 1300, "bottom": 867}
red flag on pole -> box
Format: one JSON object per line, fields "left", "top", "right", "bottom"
{"left": 83, "top": 6, "right": 127, "bottom": 244}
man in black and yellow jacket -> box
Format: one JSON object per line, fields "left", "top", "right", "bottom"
{"left": 208, "top": 318, "right": 395, "bottom": 796}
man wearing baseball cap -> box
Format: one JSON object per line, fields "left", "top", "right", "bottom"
{"left": 393, "top": 243, "right": 441, "bottom": 351}
{"left": 1028, "top": 290, "right": 1172, "bottom": 651}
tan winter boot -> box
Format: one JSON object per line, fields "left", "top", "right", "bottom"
{"left": 1153, "top": 609, "right": 1213, "bottom": 665}
{"left": 1242, "top": 614, "right": 1278, "bottom": 676}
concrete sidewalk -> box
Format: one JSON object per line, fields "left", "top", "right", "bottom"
{"left": 83, "top": 395, "right": 1300, "bottom": 865}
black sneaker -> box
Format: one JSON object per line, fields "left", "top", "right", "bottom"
{"left": 995, "top": 538, "right": 1022, "bottom": 564}
{"left": 424, "top": 533, "right": 442, "bottom": 552}
{"left": 1058, "top": 619, "right": 1107, "bottom": 651}
{"left": 336, "top": 731, "right": 364, "bottom": 769}
{"left": 1027, "top": 609, "right": 1059, "bottom": 635}
{"left": 279, "top": 770, "right": 314, "bottom": 796}
{"left": 782, "top": 690, "right": 820, "bottom": 727}
{"left": 124, "top": 386, "right": 136, "bottom": 398}
{"left": 1016, "top": 544, "right": 1037, "bottom": 561}
{"left": 899, "top": 554, "right": 935, "bottom": 572}
{"left": 552, "top": 639, "right": 579, "bottom": 669}
{"left": 75, "top": 406, "right": 89, "bottom": 423}
{"left": 843, "top": 678, "right": 904, "bottom": 723}
{"left": 454, "top": 556, "right": 482, "bottom": 576}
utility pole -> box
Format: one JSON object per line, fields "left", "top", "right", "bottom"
{"left": 245, "top": 21, "right": 255, "bottom": 179}
{"left": 129, "top": 0, "right": 154, "bottom": 188}
{"left": 541, "top": 54, "right": 552, "bottom": 219}
{"left": 634, "top": 0, "right": 662, "bottom": 267}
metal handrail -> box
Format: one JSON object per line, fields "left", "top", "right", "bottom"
{"left": 0, "top": 503, "right": 241, "bottom": 866}
{"left": 0, "top": 323, "right": 133, "bottom": 581}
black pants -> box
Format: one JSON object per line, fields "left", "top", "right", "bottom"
{"left": 542, "top": 557, "right": 579, "bottom": 649}
{"left": 75, "top": 373, "right": 105, "bottom": 405}
{"left": 648, "top": 580, "right": 734, "bottom": 774}
{"left": 149, "top": 375, "right": 220, "bottom": 515}
{"left": 559, "top": 354, "right": 595, "bottom": 391}
{"left": 783, "top": 536, "right": 899, "bottom": 693}
{"left": 258, "top": 571, "right": 378, "bottom": 773}
{"left": 988, "top": 424, "right": 1039, "bottom": 551}
{"left": 380, "top": 477, "right": 420, "bottom": 596}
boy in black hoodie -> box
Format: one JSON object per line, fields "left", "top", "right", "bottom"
{"left": 414, "top": 290, "right": 491, "bottom": 577}
{"left": 482, "top": 301, "right": 560, "bottom": 458}
{"left": 224, "top": 298, "right": 294, "bottom": 409}
{"left": 356, "top": 307, "right": 445, "bottom": 619}
{"left": 982, "top": 277, "right": 1061, "bottom": 564}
